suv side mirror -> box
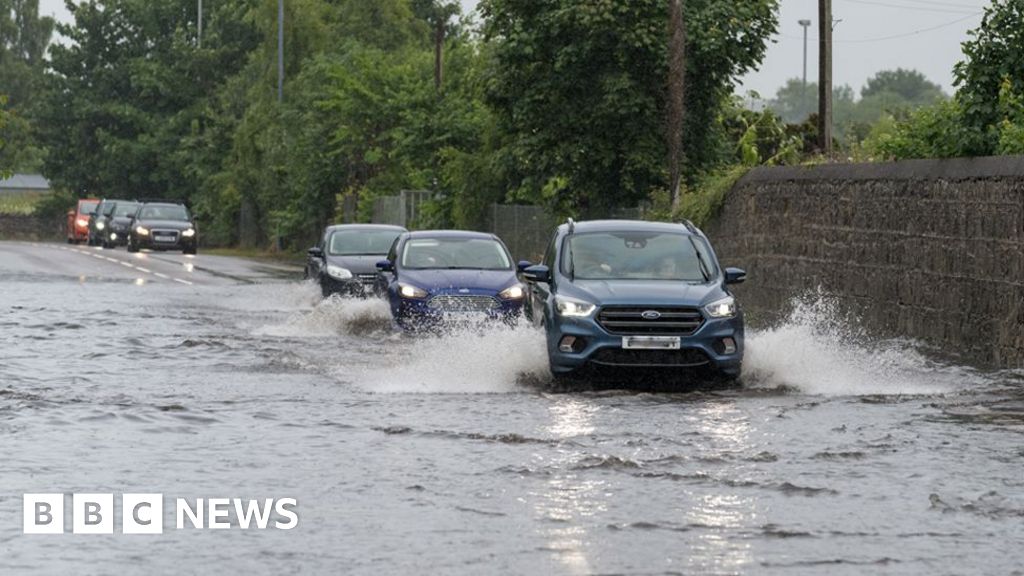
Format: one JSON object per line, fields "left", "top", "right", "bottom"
{"left": 725, "top": 267, "right": 747, "bottom": 285}
{"left": 308, "top": 246, "right": 324, "bottom": 259}
{"left": 523, "top": 265, "right": 550, "bottom": 283}
{"left": 376, "top": 260, "right": 394, "bottom": 272}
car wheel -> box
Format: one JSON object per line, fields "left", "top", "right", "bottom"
{"left": 184, "top": 247, "right": 197, "bottom": 255}
{"left": 127, "top": 239, "right": 139, "bottom": 253}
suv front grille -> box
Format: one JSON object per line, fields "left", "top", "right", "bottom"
{"left": 590, "top": 348, "right": 710, "bottom": 367}
{"left": 428, "top": 295, "right": 499, "bottom": 312}
{"left": 357, "top": 274, "right": 377, "bottom": 284}
{"left": 597, "top": 307, "right": 704, "bottom": 335}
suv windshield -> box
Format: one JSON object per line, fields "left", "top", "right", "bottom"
{"left": 329, "top": 229, "right": 401, "bottom": 256}
{"left": 564, "top": 232, "right": 716, "bottom": 281}
{"left": 139, "top": 205, "right": 189, "bottom": 221}
{"left": 401, "top": 237, "right": 511, "bottom": 270}
{"left": 113, "top": 202, "right": 140, "bottom": 217}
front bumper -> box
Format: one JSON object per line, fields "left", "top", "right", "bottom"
{"left": 132, "top": 233, "right": 197, "bottom": 251}
{"left": 321, "top": 276, "right": 378, "bottom": 298}
{"left": 547, "top": 311, "right": 744, "bottom": 377}
{"left": 393, "top": 294, "right": 524, "bottom": 330}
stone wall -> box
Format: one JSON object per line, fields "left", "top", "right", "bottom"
{"left": 0, "top": 214, "right": 64, "bottom": 241}
{"left": 705, "top": 155, "right": 1024, "bottom": 368}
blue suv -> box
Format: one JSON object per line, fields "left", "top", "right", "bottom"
{"left": 522, "top": 219, "right": 747, "bottom": 383}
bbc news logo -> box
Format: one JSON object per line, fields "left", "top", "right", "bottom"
{"left": 23, "top": 494, "right": 298, "bottom": 534}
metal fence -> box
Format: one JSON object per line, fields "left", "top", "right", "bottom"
{"left": 371, "top": 190, "right": 431, "bottom": 228}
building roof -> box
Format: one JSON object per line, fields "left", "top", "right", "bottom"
{"left": 0, "top": 174, "right": 51, "bottom": 192}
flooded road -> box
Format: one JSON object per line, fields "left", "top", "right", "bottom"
{"left": 2, "top": 240, "right": 1022, "bottom": 575}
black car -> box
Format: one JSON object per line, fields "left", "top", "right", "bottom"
{"left": 87, "top": 199, "right": 116, "bottom": 246}
{"left": 126, "top": 202, "right": 198, "bottom": 254}
{"left": 91, "top": 200, "right": 140, "bottom": 248}
{"left": 306, "top": 224, "right": 406, "bottom": 297}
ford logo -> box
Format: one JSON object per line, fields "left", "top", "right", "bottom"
{"left": 458, "top": 288, "right": 470, "bottom": 294}
{"left": 641, "top": 310, "right": 662, "bottom": 320}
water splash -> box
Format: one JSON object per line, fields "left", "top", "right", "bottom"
{"left": 743, "top": 291, "right": 982, "bottom": 396}
{"left": 257, "top": 292, "right": 393, "bottom": 338}
{"left": 354, "top": 323, "right": 550, "bottom": 394}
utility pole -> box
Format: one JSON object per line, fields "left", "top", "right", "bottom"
{"left": 278, "top": 0, "right": 284, "bottom": 102}
{"left": 667, "top": 0, "right": 687, "bottom": 212}
{"left": 799, "top": 19, "right": 811, "bottom": 119}
{"left": 197, "top": 0, "right": 203, "bottom": 48}
{"left": 818, "top": 0, "right": 832, "bottom": 155}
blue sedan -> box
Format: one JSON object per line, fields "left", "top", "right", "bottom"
{"left": 375, "top": 231, "right": 526, "bottom": 329}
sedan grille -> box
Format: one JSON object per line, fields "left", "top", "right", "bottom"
{"left": 428, "top": 295, "right": 500, "bottom": 312}
{"left": 597, "top": 307, "right": 704, "bottom": 336}
{"left": 151, "top": 229, "right": 180, "bottom": 243}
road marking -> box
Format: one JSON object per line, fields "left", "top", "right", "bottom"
{"left": 49, "top": 244, "right": 198, "bottom": 286}
{"left": 104, "top": 257, "right": 119, "bottom": 263}
{"left": 154, "top": 272, "right": 169, "bottom": 279}
{"left": 173, "top": 278, "right": 193, "bottom": 286}
{"left": 119, "top": 261, "right": 134, "bottom": 268}
{"left": 135, "top": 267, "right": 152, "bottom": 274}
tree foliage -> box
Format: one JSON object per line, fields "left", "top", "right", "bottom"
{"left": 480, "top": 0, "right": 777, "bottom": 217}
{"left": 953, "top": 0, "right": 1024, "bottom": 154}
{"left": 0, "top": 0, "right": 53, "bottom": 172}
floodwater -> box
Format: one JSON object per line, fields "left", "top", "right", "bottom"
{"left": 1, "top": 241, "right": 1023, "bottom": 575}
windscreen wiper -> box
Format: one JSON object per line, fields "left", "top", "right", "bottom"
{"left": 688, "top": 236, "right": 711, "bottom": 282}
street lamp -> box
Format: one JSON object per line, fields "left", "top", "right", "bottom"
{"left": 798, "top": 19, "right": 811, "bottom": 119}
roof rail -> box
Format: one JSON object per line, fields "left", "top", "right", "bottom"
{"left": 679, "top": 218, "right": 698, "bottom": 234}
{"left": 566, "top": 217, "right": 575, "bottom": 235}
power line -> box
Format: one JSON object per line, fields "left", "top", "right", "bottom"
{"left": 778, "top": 11, "right": 983, "bottom": 44}
{"left": 872, "top": 0, "right": 985, "bottom": 9}
{"left": 837, "top": 0, "right": 979, "bottom": 15}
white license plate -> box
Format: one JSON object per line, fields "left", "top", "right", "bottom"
{"left": 622, "top": 336, "right": 681, "bottom": 350}
{"left": 154, "top": 235, "right": 176, "bottom": 242}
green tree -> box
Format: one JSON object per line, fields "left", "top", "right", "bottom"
{"left": 0, "top": 94, "right": 10, "bottom": 178}
{"left": 953, "top": 0, "right": 1024, "bottom": 154}
{"left": 40, "top": 0, "right": 259, "bottom": 198}
{"left": 0, "top": 0, "right": 54, "bottom": 172}
{"left": 862, "top": 68, "right": 943, "bottom": 103}
{"left": 480, "top": 0, "right": 778, "bottom": 217}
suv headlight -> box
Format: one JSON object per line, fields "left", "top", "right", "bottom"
{"left": 95, "top": 221, "right": 105, "bottom": 231}
{"left": 181, "top": 228, "right": 196, "bottom": 238}
{"left": 704, "top": 296, "right": 737, "bottom": 318}
{"left": 398, "top": 283, "right": 428, "bottom": 299}
{"left": 555, "top": 296, "right": 596, "bottom": 318}
{"left": 326, "top": 265, "right": 353, "bottom": 280}
{"left": 499, "top": 284, "right": 525, "bottom": 300}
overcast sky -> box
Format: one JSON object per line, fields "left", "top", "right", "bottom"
{"left": 39, "top": 0, "right": 991, "bottom": 100}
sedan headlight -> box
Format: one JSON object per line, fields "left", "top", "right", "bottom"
{"left": 499, "top": 284, "right": 525, "bottom": 300}
{"left": 325, "top": 265, "right": 353, "bottom": 280}
{"left": 555, "top": 295, "right": 596, "bottom": 318}
{"left": 95, "top": 221, "right": 105, "bottom": 231}
{"left": 704, "top": 296, "right": 737, "bottom": 318}
{"left": 181, "top": 228, "right": 196, "bottom": 238}
{"left": 398, "top": 283, "right": 428, "bottom": 299}
{"left": 135, "top": 226, "right": 150, "bottom": 236}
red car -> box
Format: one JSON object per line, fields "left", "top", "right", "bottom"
{"left": 66, "top": 198, "right": 100, "bottom": 244}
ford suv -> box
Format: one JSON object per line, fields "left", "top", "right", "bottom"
{"left": 522, "top": 219, "right": 746, "bottom": 384}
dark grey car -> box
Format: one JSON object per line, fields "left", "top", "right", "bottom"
{"left": 306, "top": 224, "right": 407, "bottom": 298}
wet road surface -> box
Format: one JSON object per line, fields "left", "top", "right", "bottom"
{"left": 1, "top": 240, "right": 1022, "bottom": 575}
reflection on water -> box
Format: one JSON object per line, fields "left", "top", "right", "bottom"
{"left": 685, "top": 402, "right": 757, "bottom": 572}
{"left": 533, "top": 399, "right": 602, "bottom": 574}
